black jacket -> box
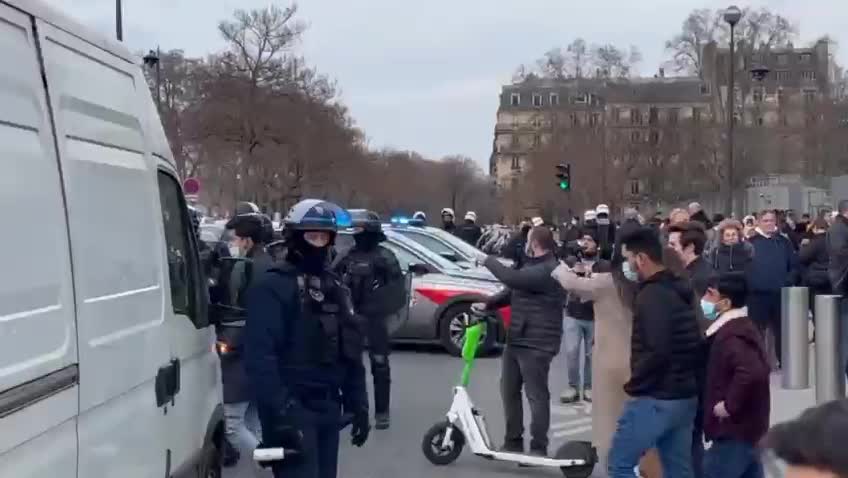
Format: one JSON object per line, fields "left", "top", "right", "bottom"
{"left": 334, "top": 245, "right": 406, "bottom": 319}
{"left": 801, "top": 233, "right": 831, "bottom": 292}
{"left": 502, "top": 230, "right": 529, "bottom": 269}
{"left": 484, "top": 253, "right": 564, "bottom": 355}
{"left": 708, "top": 242, "right": 752, "bottom": 274}
{"left": 685, "top": 256, "right": 716, "bottom": 299}
{"left": 218, "top": 246, "right": 273, "bottom": 403}
{"left": 455, "top": 221, "right": 482, "bottom": 246}
{"left": 625, "top": 269, "right": 703, "bottom": 399}
{"left": 828, "top": 215, "right": 848, "bottom": 296}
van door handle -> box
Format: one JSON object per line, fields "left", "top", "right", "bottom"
{"left": 154, "top": 359, "right": 181, "bottom": 407}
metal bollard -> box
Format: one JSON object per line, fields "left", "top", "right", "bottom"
{"left": 782, "top": 287, "right": 810, "bottom": 389}
{"left": 814, "top": 294, "right": 845, "bottom": 403}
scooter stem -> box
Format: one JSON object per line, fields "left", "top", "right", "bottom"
{"left": 460, "top": 322, "right": 483, "bottom": 387}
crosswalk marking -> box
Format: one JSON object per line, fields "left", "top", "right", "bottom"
{"left": 550, "top": 401, "right": 593, "bottom": 439}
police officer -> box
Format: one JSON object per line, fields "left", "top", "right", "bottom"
{"left": 245, "top": 199, "right": 369, "bottom": 478}
{"left": 410, "top": 210, "right": 427, "bottom": 226}
{"left": 334, "top": 210, "right": 406, "bottom": 430}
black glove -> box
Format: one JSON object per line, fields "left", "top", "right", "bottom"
{"left": 350, "top": 412, "right": 370, "bottom": 447}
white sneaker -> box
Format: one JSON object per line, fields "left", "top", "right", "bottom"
{"left": 582, "top": 388, "right": 592, "bottom": 402}
{"left": 559, "top": 386, "right": 579, "bottom": 403}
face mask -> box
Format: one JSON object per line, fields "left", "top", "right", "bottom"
{"left": 229, "top": 244, "right": 242, "bottom": 257}
{"left": 701, "top": 299, "right": 719, "bottom": 321}
{"left": 622, "top": 262, "right": 638, "bottom": 282}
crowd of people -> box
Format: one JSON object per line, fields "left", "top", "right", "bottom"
{"left": 480, "top": 201, "right": 848, "bottom": 478}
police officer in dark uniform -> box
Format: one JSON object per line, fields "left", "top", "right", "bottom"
{"left": 334, "top": 210, "right": 406, "bottom": 430}
{"left": 244, "top": 199, "right": 369, "bottom": 478}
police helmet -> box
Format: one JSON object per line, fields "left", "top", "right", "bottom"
{"left": 283, "top": 199, "right": 351, "bottom": 233}
{"left": 348, "top": 209, "right": 383, "bottom": 234}
{"left": 235, "top": 201, "right": 261, "bottom": 216}
{"left": 441, "top": 207, "right": 455, "bottom": 217}
{"left": 413, "top": 211, "right": 426, "bottom": 221}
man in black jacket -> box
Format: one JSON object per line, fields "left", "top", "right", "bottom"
{"left": 668, "top": 221, "right": 716, "bottom": 298}
{"left": 827, "top": 199, "right": 848, "bottom": 381}
{"left": 607, "top": 227, "right": 703, "bottom": 478}
{"left": 219, "top": 214, "right": 273, "bottom": 467}
{"left": 476, "top": 226, "right": 564, "bottom": 457}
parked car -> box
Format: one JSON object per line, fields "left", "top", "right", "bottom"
{"left": 334, "top": 229, "right": 510, "bottom": 356}
{"left": 385, "top": 222, "right": 513, "bottom": 269}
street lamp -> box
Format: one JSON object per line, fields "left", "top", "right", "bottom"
{"left": 143, "top": 48, "right": 161, "bottom": 111}
{"left": 724, "top": 5, "right": 742, "bottom": 217}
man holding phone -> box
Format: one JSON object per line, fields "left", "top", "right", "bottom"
{"left": 559, "top": 233, "right": 610, "bottom": 403}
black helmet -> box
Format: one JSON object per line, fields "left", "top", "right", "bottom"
{"left": 235, "top": 201, "right": 261, "bottom": 216}
{"left": 283, "top": 199, "right": 350, "bottom": 233}
{"left": 348, "top": 209, "right": 382, "bottom": 234}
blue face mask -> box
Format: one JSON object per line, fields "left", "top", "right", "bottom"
{"left": 701, "top": 299, "right": 719, "bottom": 321}
{"left": 622, "top": 262, "right": 638, "bottom": 282}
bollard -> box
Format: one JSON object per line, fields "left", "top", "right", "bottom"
{"left": 814, "top": 294, "right": 845, "bottom": 403}
{"left": 781, "top": 287, "right": 810, "bottom": 389}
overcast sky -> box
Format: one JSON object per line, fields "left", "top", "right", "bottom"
{"left": 45, "top": 0, "right": 848, "bottom": 170}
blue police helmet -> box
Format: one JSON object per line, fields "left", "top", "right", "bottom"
{"left": 348, "top": 209, "right": 383, "bottom": 233}
{"left": 283, "top": 199, "right": 351, "bottom": 232}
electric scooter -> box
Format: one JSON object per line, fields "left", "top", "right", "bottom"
{"left": 421, "top": 308, "right": 597, "bottom": 478}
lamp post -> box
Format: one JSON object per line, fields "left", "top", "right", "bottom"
{"left": 724, "top": 5, "right": 742, "bottom": 217}
{"left": 116, "top": 0, "right": 123, "bottom": 41}
{"left": 143, "top": 48, "right": 161, "bottom": 111}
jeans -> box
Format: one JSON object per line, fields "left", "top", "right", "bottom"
{"left": 703, "top": 439, "right": 764, "bottom": 478}
{"left": 501, "top": 345, "right": 554, "bottom": 452}
{"left": 608, "top": 396, "right": 698, "bottom": 478}
{"left": 224, "top": 401, "right": 261, "bottom": 455}
{"left": 564, "top": 317, "right": 594, "bottom": 389}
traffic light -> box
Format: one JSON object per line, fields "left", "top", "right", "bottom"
{"left": 555, "top": 163, "right": 571, "bottom": 191}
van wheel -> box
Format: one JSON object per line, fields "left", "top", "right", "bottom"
{"left": 439, "top": 303, "right": 495, "bottom": 357}
{"left": 198, "top": 442, "right": 222, "bottom": 478}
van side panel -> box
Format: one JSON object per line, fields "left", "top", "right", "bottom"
{"left": 36, "top": 20, "right": 169, "bottom": 478}
{"left": 0, "top": 4, "right": 78, "bottom": 475}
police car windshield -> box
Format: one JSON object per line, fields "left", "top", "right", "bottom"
{"left": 383, "top": 230, "right": 463, "bottom": 271}
{"left": 425, "top": 227, "right": 486, "bottom": 261}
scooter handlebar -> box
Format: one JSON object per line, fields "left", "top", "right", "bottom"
{"left": 253, "top": 447, "right": 300, "bottom": 463}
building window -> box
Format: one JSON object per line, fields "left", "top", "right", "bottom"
{"left": 533, "top": 135, "right": 541, "bottom": 148}
{"left": 777, "top": 54, "right": 789, "bottom": 66}
{"left": 802, "top": 71, "right": 816, "bottom": 81}
{"left": 511, "top": 156, "right": 520, "bottom": 170}
{"left": 700, "top": 82, "right": 711, "bottom": 95}
{"left": 629, "top": 179, "right": 640, "bottom": 196}
{"left": 589, "top": 113, "right": 600, "bottom": 127}
{"left": 570, "top": 113, "right": 579, "bottom": 126}
{"left": 777, "top": 88, "right": 786, "bottom": 104}
{"left": 532, "top": 93, "right": 542, "bottom": 107}
{"left": 776, "top": 70, "right": 791, "bottom": 82}
{"left": 753, "top": 87, "right": 764, "bottom": 103}
{"left": 649, "top": 131, "right": 659, "bottom": 145}
{"left": 800, "top": 52, "right": 812, "bottom": 64}
{"left": 550, "top": 93, "right": 559, "bottom": 106}
{"left": 573, "top": 93, "right": 588, "bottom": 104}
{"left": 531, "top": 117, "right": 542, "bottom": 128}
{"left": 692, "top": 107, "right": 702, "bottom": 123}
{"left": 510, "top": 93, "right": 520, "bottom": 106}
{"left": 631, "top": 131, "right": 641, "bottom": 143}
{"left": 668, "top": 108, "right": 679, "bottom": 124}
{"left": 757, "top": 117, "right": 764, "bottom": 126}
{"left": 612, "top": 108, "right": 621, "bottom": 123}
{"left": 511, "top": 135, "right": 520, "bottom": 146}
{"left": 649, "top": 107, "right": 659, "bottom": 125}
{"left": 804, "top": 89, "right": 817, "bottom": 104}
{"left": 630, "top": 108, "right": 641, "bottom": 125}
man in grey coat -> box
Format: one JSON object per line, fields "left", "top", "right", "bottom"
{"left": 476, "top": 226, "right": 564, "bottom": 457}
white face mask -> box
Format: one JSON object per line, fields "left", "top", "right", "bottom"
{"left": 229, "top": 245, "right": 242, "bottom": 257}
{"left": 622, "top": 261, "right": 638, "bottom": 282}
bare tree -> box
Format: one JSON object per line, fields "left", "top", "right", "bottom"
{"left": 566, "top": 39, "right": 590, "bottom": 79}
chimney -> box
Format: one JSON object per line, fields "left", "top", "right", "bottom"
{"left": 659, "top": 68, "right": 665, "bottom": 78}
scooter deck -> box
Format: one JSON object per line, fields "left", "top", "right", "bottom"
{"left": 473, "top": 450, "right": 587, "bottom": 467}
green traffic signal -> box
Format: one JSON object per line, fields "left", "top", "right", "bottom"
{"left": 559, "top": 180, "right": 569, "bottom": 190}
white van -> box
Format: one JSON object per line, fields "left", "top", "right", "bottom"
{"left": 0, "top": 1, "right": 224, "bottom": 477}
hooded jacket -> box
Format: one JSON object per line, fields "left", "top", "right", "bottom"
{"left": 625, "top": 269, "right": 703, "bottom": 399}
{"left": 702, "top": 307, "right": 771, "bottom": 444}
{"left": 708, "top": 241, "right": 753, "bottom": 274}
{"left": 800, "top": 233, "right": 830, "bottom": 291}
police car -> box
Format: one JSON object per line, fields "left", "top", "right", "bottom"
{"left": 335, "top": 229, "right": 509, "bottom": 356}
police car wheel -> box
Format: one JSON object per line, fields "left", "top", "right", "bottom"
{"left": 439, "top": 304, "right": 495, "bottom": 357}
{"left": 422, "top": 421, "right": 464, "bottom": 465}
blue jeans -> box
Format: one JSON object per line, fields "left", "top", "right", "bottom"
{"left": 564, "top": 317, "right": 594, "bottom": 389}
{"left": 608, "top": 396, "right": 698, "bottom": 478}
{"left": 703, "top": 439, "right": 764, "bottom": 478}
{"left": 224, "top": 401, "right": 262, "bottom": 455}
